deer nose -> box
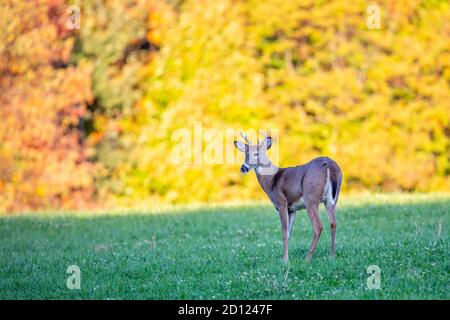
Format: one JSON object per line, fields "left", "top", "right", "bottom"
{"left": 240, "top": 163, "right": 250, "bottom": 173}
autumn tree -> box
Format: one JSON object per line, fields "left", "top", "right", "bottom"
{"left": 72, "top": 0, "right": 155, "bottom": 199}
{"left": 0, "top": 0, "right": 93, "bottom": 211}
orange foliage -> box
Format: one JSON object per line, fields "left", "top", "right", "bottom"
{"left": 0, "top": 0, "right": 94, "bottom": 212}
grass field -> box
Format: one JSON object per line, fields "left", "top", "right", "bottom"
{"left": 0, "top": 194, "right": 448, "bottom": 300}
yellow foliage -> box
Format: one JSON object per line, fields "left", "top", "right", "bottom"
{"left": 118, "top": 0, "right": 450, "bottom": 204}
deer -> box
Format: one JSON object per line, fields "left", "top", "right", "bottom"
{"left": 234, "top": 130, "right": 342, "bottom": 262}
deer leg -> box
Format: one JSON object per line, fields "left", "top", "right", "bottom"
{"left": 325, "top": 204, "right": 337, "bottom": 257}
{"left": 305, "top": 204, "right": 323, "bottom": 261}
{"left": 288, "top": 210, "right": 296, "bottom": 240}
{"left": 278, "top": 202, "right": 289, "bottom": 262}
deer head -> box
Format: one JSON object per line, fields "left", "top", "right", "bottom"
{"left": 234, "top": 130, "right": 272, "bottom": 174}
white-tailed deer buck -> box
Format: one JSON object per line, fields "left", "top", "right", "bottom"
{"left": 234, "top": 130, "right": 342, "bottom": 262}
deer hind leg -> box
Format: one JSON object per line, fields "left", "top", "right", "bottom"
{"left": 325, "top": 204, "right": 337, "bottom": 257}
{"left": 305, "top": 203, "right": 323, "bottom": 261}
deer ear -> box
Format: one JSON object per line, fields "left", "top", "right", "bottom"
{"left": 234, "top": 141, "right": 246, "bottom": 152}
{"left": 264, "top": 137, "right": 272, "bottom": 150}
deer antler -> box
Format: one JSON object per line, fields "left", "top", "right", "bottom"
{"left": 259, "top": 130, "right": 267, "bottom": 140}
{"left": 258, "top": 129, "right": 272, "bottom": 148}
{"left": 259, "top": 129, "right": 271, "bottom": 140}
{"left": 240, "top": 131, "right": 252, "bottom": 145}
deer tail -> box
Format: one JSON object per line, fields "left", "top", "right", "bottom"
{"left": 328, "top": 163, "right": 342, "bottom": 205}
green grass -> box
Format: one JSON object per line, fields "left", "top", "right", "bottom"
{"left": 0, "top": 194, "right": 449, "bottom": 299}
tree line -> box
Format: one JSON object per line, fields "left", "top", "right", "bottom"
{"left": 1, "top": 0, "right": 449, "bottom": 212}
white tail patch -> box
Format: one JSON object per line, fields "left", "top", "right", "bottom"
{"left": 323, "top": 168, "right": 335, "bottom": 206}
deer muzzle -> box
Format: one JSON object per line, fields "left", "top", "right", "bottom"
{"left": 240, "top": 163, "right": 250, "bottom": 174}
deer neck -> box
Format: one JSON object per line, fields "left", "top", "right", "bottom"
{"left": 254, "top": 162, "right": 279, "bottom": 195}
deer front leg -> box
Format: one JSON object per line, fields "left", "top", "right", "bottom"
{"left": 305, "top": 204, "right": 323, "bottom": 261}
{"left": 288, "top": 210, "right": 296, "bottom": 240}
{"left": 278, "top": 202, "right": 289, "bottom": 262}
